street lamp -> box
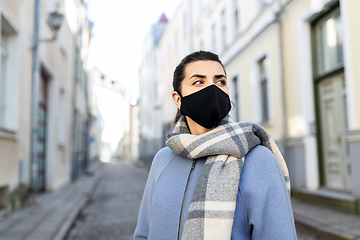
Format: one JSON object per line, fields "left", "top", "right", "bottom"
{"left": 30, "top": 0, "right": 63, "bottom": 192}
{"left": 47, "top": 10, "right": 64, "bottom": 39}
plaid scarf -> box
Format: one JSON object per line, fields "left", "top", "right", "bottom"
{"left": 166, "top": 115, "right": 290, "bottom": 240}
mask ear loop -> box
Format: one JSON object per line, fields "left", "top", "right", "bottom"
{"left": 176, "top": 90, "right": 182, "bottom": 98}
{"left": 175, "top": 90, "right": 191, "bottom": 132}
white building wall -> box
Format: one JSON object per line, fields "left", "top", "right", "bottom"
{"left": 139, "top": 19, "right": 168, "bottom": 161}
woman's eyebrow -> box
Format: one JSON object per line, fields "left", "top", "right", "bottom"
{"left": 214, "top": 74, "right": 226, "bottom": 79}
{"left": 190, "top": 74, "right": 206, "bottom": 79}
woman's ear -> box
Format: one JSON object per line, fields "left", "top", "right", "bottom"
{"left": 172, "top": 91, "right": 181, "bottom": 110}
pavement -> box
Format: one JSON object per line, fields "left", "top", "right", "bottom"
{"left": 65, "top": 158, "right": 149, "bottom": 240}
{"left": 292, "top": 199, "right": 360, "bottom": 240}
{"left": 0, "top": 161, "right": 104, "bottom": 240}
{"left": 0, "top": 158, "right": 359, "bottom": 240}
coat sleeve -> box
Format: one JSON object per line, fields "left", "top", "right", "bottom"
{"left": 133, "top": 163, "right": 155, "bottom": 240}
{"left": 134, "top": 147, "right": 176, "bottom": 240}
{"left": 237, "top": 145, "right": 297, "bottom": 240}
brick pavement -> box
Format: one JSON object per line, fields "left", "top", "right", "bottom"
{"left": 0, "top": 161, "right": 103, "bottom": 240}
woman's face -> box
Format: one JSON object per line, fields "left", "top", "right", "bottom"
{"left": 172, "top": 60, "right": 229, "bottom": 134}
{"left": 180, "top": 60, "right": 229, "bottom": 97}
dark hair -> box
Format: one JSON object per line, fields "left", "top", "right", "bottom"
{"left": 172, "top": 50, "right": 226, "bottom": 126}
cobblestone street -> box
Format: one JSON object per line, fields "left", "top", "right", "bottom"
{"left": 62, "top": 158, "right": 316, "bottom": 240}
{"left": 65, "top": 159, "right": 148, "bottom": 240}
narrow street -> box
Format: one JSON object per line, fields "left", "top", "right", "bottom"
{"left": 65, "top": 159, "right": 148, "bottom": 240}
{"left": 64, "top": 158, "right": 316, "bottom": 240}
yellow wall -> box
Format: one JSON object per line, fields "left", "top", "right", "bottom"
{"left": 2, "top": 0, "right": 21, "bottom": 17}
{"left": 226, "top": 25, "right": 284, "bottom": 140}
{"left": 344, "top": 0, "right": 360, "bottom": 128}
{"left": 0, "top": 137, "right": 18, "bottom": 190}
{"left": 281, "top": 0, "right": 310, "bottom": 138}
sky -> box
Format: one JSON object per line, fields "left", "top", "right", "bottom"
{"left": 86, "top": 0, "right": 182, "bottom": 100}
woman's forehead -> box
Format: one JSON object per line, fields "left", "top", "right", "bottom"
{"left": 184, "top": 61, "right": 225, "bottom": 77}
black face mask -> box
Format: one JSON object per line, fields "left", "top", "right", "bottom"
{"left": 180, "top": 84, "right": 231, "bottom": 129}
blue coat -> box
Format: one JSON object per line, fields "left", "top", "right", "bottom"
{"left": 134, "top": 145, "right": 297, "bottom": 240}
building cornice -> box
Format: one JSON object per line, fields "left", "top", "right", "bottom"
{"left": 221, "top": 5, "right": 277, "bottom": 65}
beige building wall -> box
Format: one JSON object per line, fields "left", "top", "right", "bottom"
{"left": 0, "top": 0, "right": 90, "bottom": 205}
{"left": 341, "top": 0, "right": 360, "bottom": 129}
{"left": 281, "top": 0, "right": 310, "bottom": 138}
{"left": 279, "top": 0, "right": 360, "bottom": 192}
{"left": 159, "top": 3, "right": 192, "bottom": 131}
{"left": 142, "top": 0, "right": 360, "bottom": 197}
{"left": 225, "top": 24, "right": 284, "bottom": 140}
{"left": 39, "top": 0, "right": 76, "bottom": 190}
{"left": 139, "top": 0, "right": 360, "bottom": 204}
{"left": 0, "top": 0, "right": 37, "bottom": 192}
{"left": 280, "top": 0, "right": 320, "bottom": 190}
{"left": 0, "top": 134, "right": 18, "bottom": 191}
{"left": 190, "top": 0, "right": 285, "bottom": 140}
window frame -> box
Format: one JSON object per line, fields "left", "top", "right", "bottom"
{"left": 313, "top": 7, "right": 343, "bottom": 79}
{"left": 258, "top": 56, "right": 270, "bottom": 123}
{"left": 0, "top": 22, "right": 10, "bottom": 128}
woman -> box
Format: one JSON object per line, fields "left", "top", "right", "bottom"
{"left": 134, "top": 51, "right": 297, "bottom": 240}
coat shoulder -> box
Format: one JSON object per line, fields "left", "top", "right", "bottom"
{"left": 240, "top": 145, "right": 285, "bottom": 193}
{"left": 150, "top": 147, "right": 178, "bottom": 181}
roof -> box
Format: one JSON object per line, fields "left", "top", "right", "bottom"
{"left": 158, "top": 13, "right": 168, "bottom": 24}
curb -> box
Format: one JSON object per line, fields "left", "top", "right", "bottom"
{"left": 53, "top": 198, "right": 87, "bottom": 240}
{"left": 52, "top": 164, "right": 103, "bottom": 240}
{"left": 294, "top": 213, "right": 358, "bottom": 240}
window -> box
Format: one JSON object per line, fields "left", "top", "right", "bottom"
{"left": 0, "top": 24, "right": 9, "bottom": 127}
{"left": 233, "top": 0, "right": 239, "bottom": 33}
{"left": 232, "top": 76, "right": 240, "bottom": 121}
{"left": 258, "top": 57, "right": 269, "bottom": 122}
{"left": 258, "top": 0, "right": 272, "bottom": 10}
{"left": 58, "top": 89, "right": 66, "bottom": 145}
{"left": 221, "top": 10, "right": 226, "bottom": 50}
{"left": 314, "top": 8, "right": 343, "bottom": 76}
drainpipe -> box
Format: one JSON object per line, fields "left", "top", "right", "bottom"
{"left": 30, "top": 0, "right": 41, "bottom": 191}
{"left": 275, "top": 0, "right": 288, "bottom": 155}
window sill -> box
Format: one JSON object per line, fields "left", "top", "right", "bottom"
{"left": 0, "top": 127, "right": 16, "bottom": 141}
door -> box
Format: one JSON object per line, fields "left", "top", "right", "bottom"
{"left": 37, "top": 71, "right": 48, "bottom": 192}
{"left": 318, "top": 74, "right": 349, "bottom": 191}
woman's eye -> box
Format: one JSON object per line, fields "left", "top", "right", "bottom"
{"left": 217, "top": 80, "right": 226, "bottom": 86}
{"left": 193, "top": 80, "right": 203, "bottom": 85}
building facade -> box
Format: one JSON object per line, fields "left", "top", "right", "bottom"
{"left": 139, "top": 14, "right": 168, "bottom": 162}
{"left": 158, "top": 1, "right": 193, "bottom": 141}
{"left": 130, "top": 102, "right": 140, "bottom": 162}
{"left": 0, "top": 0, "right": 91, "bottom": 216}
{"left": 141, "top": 0, "right": 360, "bottom": 212}
{"left": 71, "top": 1, "right": 92, "bottom": 180}
{"left": 278, "top": 0, "right": 360, "bottom": 212}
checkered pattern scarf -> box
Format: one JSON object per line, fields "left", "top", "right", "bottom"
{"left": 166, "top": 115, "right": 290, "bottom": 240}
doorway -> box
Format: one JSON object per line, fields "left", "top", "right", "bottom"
{"left": 317, "top": 74, "right": 349, "bottom": 190}
{"left": 37, "top": 70, "right": 49, "bottom": 192}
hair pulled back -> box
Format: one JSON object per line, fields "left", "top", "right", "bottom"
{"left": 172, "top": 50, "right": 226, "bottom": 126}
